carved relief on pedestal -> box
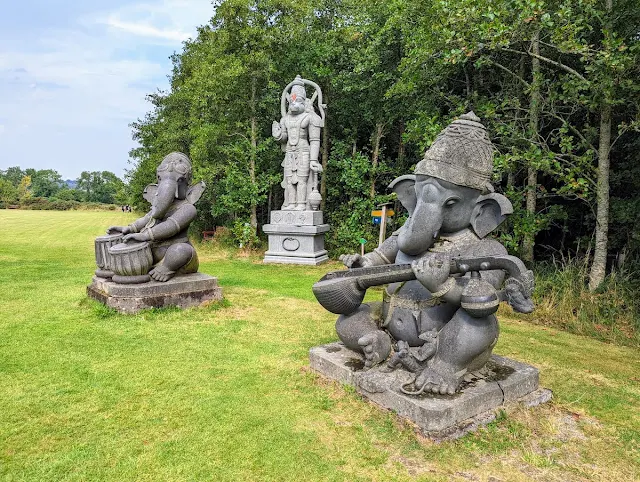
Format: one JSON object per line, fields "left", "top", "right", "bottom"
{"left": 282, "top": 237, "right": 300, "bottom": 252}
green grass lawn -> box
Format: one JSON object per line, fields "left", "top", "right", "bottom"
{"left": 0, "top": 210, "right": 638, "bottom": 481}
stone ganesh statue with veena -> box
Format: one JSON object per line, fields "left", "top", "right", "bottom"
{"left": 313, "top": 113, "right": 536, "bottom": 396}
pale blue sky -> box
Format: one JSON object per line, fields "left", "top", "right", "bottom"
{"left": 0, "top": 0, "right": 214, "bottom": 180}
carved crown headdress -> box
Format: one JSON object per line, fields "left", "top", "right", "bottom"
{"left": 415, "top": 112, "right": 495, "bottom": 193}
{"left": 157, "top": 152, "right": 193, "bottom": 182}
{"left": 290, "top": 77, "right": 307, "bottom": 100}
{"left": 280, "top": 75, "right": 326, "bottom": 126}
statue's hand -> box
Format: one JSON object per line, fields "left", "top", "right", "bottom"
{"left": 339, "top": 253, "right": 371, "bottom": 269}
{"left": 310, "top": 161, "right": 323, "bottom": 173}
{"left": 505, "top": 278, "right": 535, "bottom": 313}
{"left": 272, "top": 121, "right": 282, "bottom": 139}
{"left": 412, "top": 253, "right": 451, "bottom": 293}
{"left": 122, "top": 232, "right": 150, "bottom": 243}
{"left": 107, "top": 226, "right": 131, "bottom": 235}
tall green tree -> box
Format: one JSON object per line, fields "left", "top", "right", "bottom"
{"left": 127, "top": 0, "right": 639, "bottom": 274}
{"left": 0, "top": 167, "right": 25, "bottom": 187}
{"left": 76, "top": 171, "right": 125, "bottom": 204}
{"left": 0, "top": 179, "right": 18, "bottom": 204}
{"left": 30, "top": 169, "right": 63, "bottom": 198}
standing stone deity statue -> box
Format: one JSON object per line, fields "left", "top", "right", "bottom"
{"left": 313, "top": 113, "right": 535, "bottom": 395}
{"left": 272, "top": 75, "right": 326, "bottom": 211}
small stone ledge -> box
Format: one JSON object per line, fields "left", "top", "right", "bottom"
{"left": 263, "top": 253, "right": 329, "bottom": 265}
{"left": 309, "top": 342, "right": 552, "bottom": 440}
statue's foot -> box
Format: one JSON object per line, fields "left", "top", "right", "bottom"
{"left": 415, "top": 329, "right": 438, "bottom": 362}
{"left": 358, "top": 331, "right": 391, "bottom": 369}
{"left": 413, "top": 365, "right": 461, "bottom": 395}
{"left": 149, "top": 264, "right": 176, "bottom": 282}
{"left": 281, "top": 203, "right": 290, "bottom": 210}
{"left": 294, "top": 203, "right": 306, "bottom": 211}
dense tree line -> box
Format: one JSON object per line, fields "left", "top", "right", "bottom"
{"left": 128, "top": 0, "right": 639, "bottom": 290}
{"left": 0, "top": 167, "right": 127, "bottom": 206}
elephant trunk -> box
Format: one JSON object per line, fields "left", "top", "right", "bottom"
{"left": 150, "top": 179, "right": 177, "bottom": 219}
{"left": 397, "top": 203, "right": 443, "bottom": 256}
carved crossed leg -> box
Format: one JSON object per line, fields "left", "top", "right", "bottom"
{"left": 335, "top": 303, "right": 391, "bottom": 369}
{"left": 149, "top": 243, "right": 195, "bottom": 282}
{"left": 411, "top": 308, "right": 499, "bottom": 395}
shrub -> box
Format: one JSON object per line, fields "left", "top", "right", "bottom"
{"left": 212, "top": 226, "right": 234, "bottom": 246}
{"left": 15, "top": 198, "right": 119, "bottom": 211}
{"left": 231, "top": 220, "right": 261, "bottom": 249}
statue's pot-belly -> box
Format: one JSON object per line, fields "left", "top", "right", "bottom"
{"left": 382, "top": 280, "right": 457, "bottom": 346}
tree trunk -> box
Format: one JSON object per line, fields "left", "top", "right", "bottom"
{"left": 249, "top": 80, "right": 258, "bottom": 232}
{"left": 397, "top": 120, "right": 405, "bottom": 165}
{"left": 370, "top": 122, "right": 384, "bottom": 199}
{"left": 464, "top": 64, "right": 472, "bottom": 108}
{"left": 320, "top": 93, "right": 329, "bottom": 211}
{"left": 521, "top": 30, "right": 541, "bottom": 264}
{"left": 588, "top": 0, "right": 613, "bottom": 291}
{"left": 589, "top": 100, "right": 611, "bottom": 290}
{"left": 508, "top": 56, "right": 526, "bottom": 191}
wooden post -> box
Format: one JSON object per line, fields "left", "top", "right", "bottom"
{"left": 379, "top": 204, "right": 388, "bottom": 247}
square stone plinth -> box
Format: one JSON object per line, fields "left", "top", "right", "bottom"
{"left": 262, "top": 210, "right": 330, "bottom": 265}
{"left": 310, "top": 342, "right": 551, "bottom": 440}
{"left": 87, "top": 273, "right": 223, "bottom": 314}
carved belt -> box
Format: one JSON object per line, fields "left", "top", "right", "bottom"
{"left": 381, "top": 283, "right": 442, "bottom": 327}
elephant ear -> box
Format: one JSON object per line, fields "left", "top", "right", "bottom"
{"left": 388, "top": 175, "right": 417, "bottom": 216}
{"left": 142, "top": 184, "right": 157, "bottom": 203}
{"left": 186, "top": 181, "right": 206, "bottom": 205}
{"left": 471, "top": 193, "right": 513, "bottom": 238}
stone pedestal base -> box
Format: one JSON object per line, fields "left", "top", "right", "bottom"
{"left": 87, "top": 273, "right": 223, "bottom": 314}
{"left": 310, "top": 342, "right": 552, "bottom": 440}
{"left": 262, "top": 210, "right": 329, "bottom": 265}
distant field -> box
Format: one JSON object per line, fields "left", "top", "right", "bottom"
{"left": 0, "top": 210, "right": 638, "bottom": 481}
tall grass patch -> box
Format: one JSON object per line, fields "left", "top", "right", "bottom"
{"left": 512, "top": 257, "right": 640, "bottom": 347}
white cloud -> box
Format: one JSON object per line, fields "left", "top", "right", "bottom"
{"left": 96, "top": 0, "right": 212, "bottom": 44}
{"left": 0, "top": 0, "right": 214, "bottom": 179}
{"left": 104, "top": 16, "right": 190, "bottom": 42}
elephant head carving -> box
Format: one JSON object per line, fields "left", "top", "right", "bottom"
{"left": 142, "top": 153, "right": 205, "bottom": 220}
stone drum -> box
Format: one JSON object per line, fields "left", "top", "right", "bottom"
{"left": 94, "top": 233, "right": 124, "bottom": 278}
{"left": 109, "top": 242, "right": 153, "bottom": 284}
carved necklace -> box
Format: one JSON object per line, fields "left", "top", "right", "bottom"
{"left": 429, "top": 229, "right": 479, "bottom": 253}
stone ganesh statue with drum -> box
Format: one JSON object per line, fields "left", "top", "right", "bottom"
{"left": 94, "top": 152, "right": 205, "bottom": 284}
